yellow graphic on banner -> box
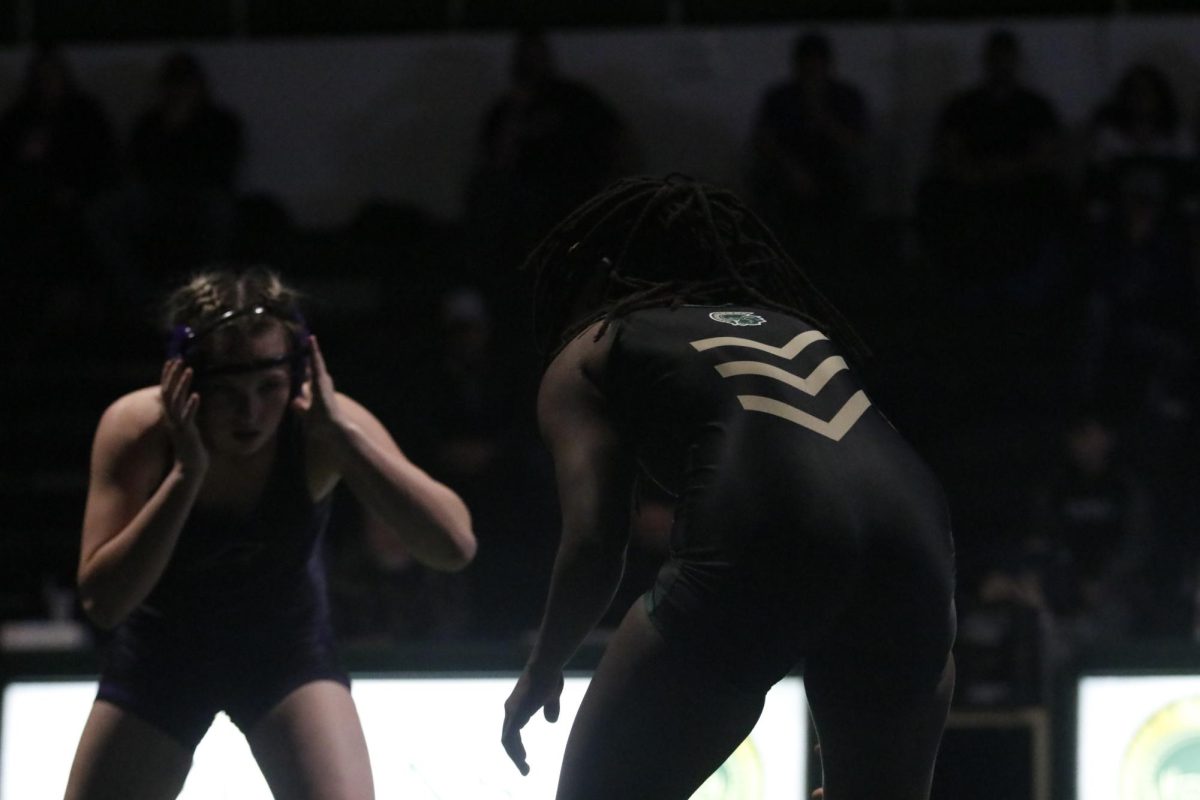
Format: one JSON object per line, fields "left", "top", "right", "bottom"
{"left": 693, "top": 737, "right": 765, "bottom": 800}
{"left": 1122, "top": 696, "right": 1200, "bottom": 799}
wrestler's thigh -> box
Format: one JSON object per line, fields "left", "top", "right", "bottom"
{"left": 805, "top": 652, "right": 955, "bottom": 800}
{"left": 556, "top": 602, "right": 767, "bottom": 800}
{"left": 64, "top": 700, "right": 193, "bottom": 800}
{"left": 246, "top": 680, "right": 374, "bottom": 800}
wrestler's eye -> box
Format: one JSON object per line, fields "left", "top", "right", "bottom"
{"left": 257, "top": 377, "right": 288, "bottom": 396}
{"left": 206, "top": 382, "right": 238, "bottom": 399}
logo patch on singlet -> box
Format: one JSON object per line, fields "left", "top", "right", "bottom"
{"left": 709, "top": 311, "right": 766, "bottom": 327}
{"left": 690, "top": 330, "right": 870, "bottom": 442}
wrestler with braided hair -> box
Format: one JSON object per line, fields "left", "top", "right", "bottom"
{"left": 524, "top": 173, "right": 866, "bottom": 365}
{"left": 503, "top": 175, "right": 956, "bottom": 800}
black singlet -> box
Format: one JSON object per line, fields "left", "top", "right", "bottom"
{"left": 602, "top": 305, "right": 956, "bottom": 692}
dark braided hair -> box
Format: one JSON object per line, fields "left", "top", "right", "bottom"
{"left": 160, "top": 265, "right": 306, "bottom": 364}
{"left": 524, "top": 174, "right": 867, "bottom": 364}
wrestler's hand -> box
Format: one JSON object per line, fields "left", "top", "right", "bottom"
{"left": 501, "top": 665, "right": 564, "bottom": 775}
{"left": 160, "top": 358, "right": 208, "bottom": 475}
{"left": 293, "top": 335, "right": 345, "bottom": 442}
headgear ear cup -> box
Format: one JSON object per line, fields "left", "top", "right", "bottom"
{"left": 166, "top": 324, "right": 196, "bottom": 362}
{"left": 165, "top": 305, "right": 312, "bottom": 396}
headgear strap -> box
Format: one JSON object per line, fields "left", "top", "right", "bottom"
{"left": 166, "top": 305, "right": 311, "bottom": 396}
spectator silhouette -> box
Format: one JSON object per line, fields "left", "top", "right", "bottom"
{"left": 0, "top": 44, "right": 119, "bottom": 350}
{"left": 1084, "top": 62, "right": 1193, "bottom": 224}
{"left": 747, "top": 31, "right": 870, "bottom": 282}
{"left": 1028, "top": 414, "right": 1155, "bottom": 647}
{"left": 91, "top": 51, "right": 243, "bottom": 304}
{"left": 965, "top": 413, "right": 1155, "bottom": 699}
{"left": 918, "top": 29, "right": 1068, "bottom": 309}
{"left": 1075, "top": 151, "right": 1197, "bottom": 429}
{"left": 463, "top": 30, "right": 631, "bottom": 327}
{"left": 401, "top": 287, "right": 553, "bottom": 638}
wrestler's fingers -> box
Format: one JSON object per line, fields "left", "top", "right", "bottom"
{"left": 161, "top": 361, "right": 183, "bottom": 415}
{"left": 500, "top": 715, "right": 530, "bottom": 776}
{"left": 168, "top": 366, "right": 194, "bottom": 418}
{"left": 309, "top": 334, "right": 326, "bottom": 378}
{"left": 182, "top": 392, "right": 201, "bottom": 425}
{"left": 543, "top": 676, "right": 563, "bottom": 722}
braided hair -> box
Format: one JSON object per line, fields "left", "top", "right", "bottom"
{"left": 523, "top": 174, "right": 866, "bottom": 365}
{"left": 160, "top": 266, "right": 305, "bottom": 362}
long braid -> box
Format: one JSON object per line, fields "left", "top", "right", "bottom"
{"left": 524, "top": 175, "right": 868, "bottom": 364}
{"left": 527, "top": 182, "right": 664, "bottom": 353}
{"left": 732, "top": 191, "right": 866, "bottom": 355}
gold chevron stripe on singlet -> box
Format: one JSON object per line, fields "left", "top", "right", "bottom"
{"left": 737, "top": 391, "right": 871, "bottom": 442}
{"left": 715, "top": 356, "right": 848, "bottom": 396}
{"left": 690, "top": 332, "right": 870, "bottom": 441}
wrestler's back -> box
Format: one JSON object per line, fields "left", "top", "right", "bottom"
{"left": 604, "top": 305, "right": 955, "bottom": 658}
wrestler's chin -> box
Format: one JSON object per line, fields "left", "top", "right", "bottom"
{"left": 215, "top": 429, "right": 270, "bottom": 458}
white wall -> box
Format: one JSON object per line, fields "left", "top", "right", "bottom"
{"left": 2, "top": 16, "right": 1198, "bottom": 227}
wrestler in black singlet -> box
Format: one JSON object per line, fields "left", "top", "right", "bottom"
{"left": 602, "top": 304, "right": 956, "bottom": 692}
{"left": 96, "top": 412, "right": 346, "bottom": 749}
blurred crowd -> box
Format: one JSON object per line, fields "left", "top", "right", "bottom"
{"left": 1, "top": 27, "right": 1198, "bottom": 708}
